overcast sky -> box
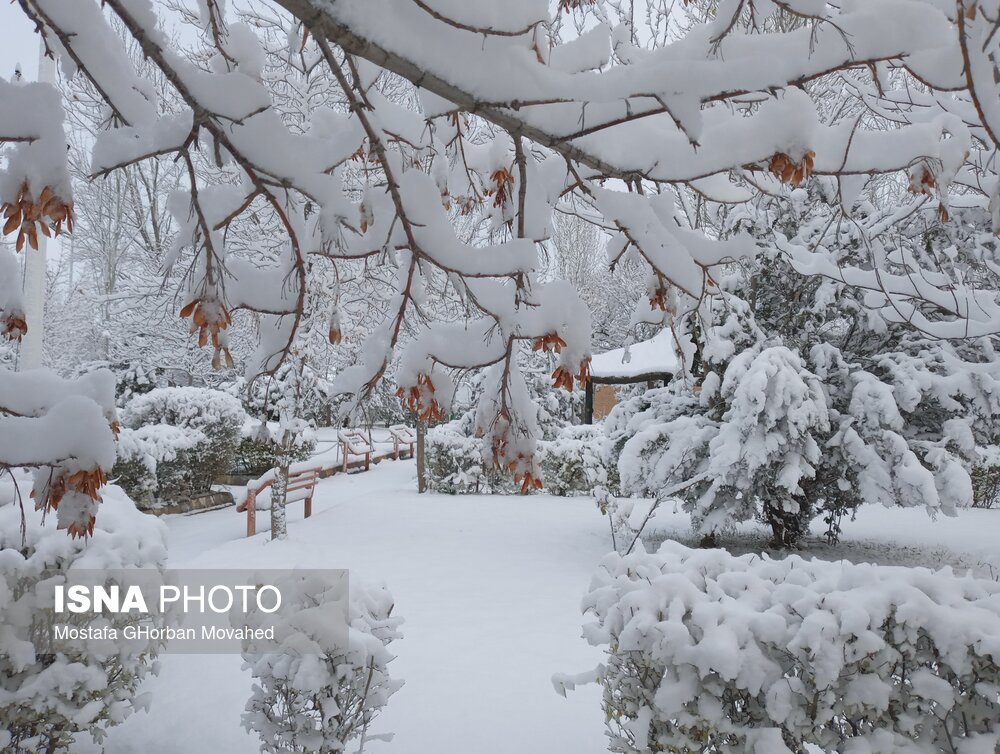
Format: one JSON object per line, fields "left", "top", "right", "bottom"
{"left": 0, "top": 5, "right": 46, "bottom": 83}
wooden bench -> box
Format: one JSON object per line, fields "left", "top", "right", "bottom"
{"left": 389, "top": 424, "right": 417, "bottom": 459}
{"left": 338, "top": 429, "right": 374, "bottom": 472}
{"left": 236, "top": 465, "right": 322, "bottom": 537}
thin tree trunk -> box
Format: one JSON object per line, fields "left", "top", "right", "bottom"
{"left": 270, "top": 432, "right": 291, "bottom": 540}
{"left": 416, "top": 419, "right": 427, "bottom": 493}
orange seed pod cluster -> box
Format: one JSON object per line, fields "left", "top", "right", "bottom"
{"left": 2, "top": 312, "right": 27, "bottom": 341}
{"left": 2, "top": 183, "right": 74, "bottom": 251}
{"left": 180, "top": 296, "right": 234, "bottom": 369}
{"left": 485, "top": 166, "right": 515, "bottom": 209}
{"left": 32, "top": 467, "right": 107, "bottom": 539}
{"left": 532, "top": 332, "right": 567, "bottom": 353}
{"left": 396, "top": 374, "right": 446, "bottom": 422}
{"left": 769, "top": 151, "right": 815, "bottom": 187}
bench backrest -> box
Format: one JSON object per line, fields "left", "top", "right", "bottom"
{"left": 236, "top": 466, "right": 321, "bottom": 512}
{"left": 338, "top": 429, "right": 374, "bottom": 454}
{"left": 389, "top": 424, "right": 417, "bottom": 443}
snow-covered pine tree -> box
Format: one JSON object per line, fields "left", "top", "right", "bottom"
{"left": 612, "top": 180, "right": 996, "bottom": 547}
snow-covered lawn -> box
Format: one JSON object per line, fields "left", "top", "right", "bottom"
{"left": 84, "top": 459, "right": 998, "bottom": 753}
{"left": 644, "top": 500, "right": 1000, "bottom": 576}
{"left": 87, "top": 459, "right": 610, "bottom": 754}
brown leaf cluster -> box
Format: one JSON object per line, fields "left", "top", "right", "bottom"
{"left": 2, "top": 313, "right": 27, "bottom": 342}
{"left": 180, "top": 297, "right": 234, "bottom": 369}
{"left": 908, "top": 165, "right": 937, "bottom": 196}
{"left": 485, "top": 167, "right": 515, "bottom": 209}
{"left": 32, "top": 468, "right": 107, "bottom": 539}
{"left": 769, "top": 151, "right": 815, "bottom": 187}
{"left": 456, "top": 196, "right": 479, "bottom": 216}
{"left": 649, "top": 288, "right": 668, "bottom": 311}
{"left": 2, "top": 183, "right": 74, "bottom": 251}
{"left": 396, "top": 374, "right": 446, "bottom": 422}
{"left": 513, "top": 466, "right": 543, "bottom": 494}
{"left": 359, "top": 200, "right": 374, "bottom": 233}
{"left": 532, "top": 332, "right": 567, "bottom": 353}
{"left": 489, "top": 435, "right": 544, "bottom": 493}
{"left": 552, "top": 357, "right": 590, "bottom": 392}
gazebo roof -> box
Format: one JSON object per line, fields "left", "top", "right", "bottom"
{"left": 589, "top": 329, "right": 679, "bottom": 382}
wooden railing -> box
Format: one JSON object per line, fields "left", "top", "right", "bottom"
{"left": 233, "top": 425, "right": 420, "bottom": 537}
{"left": 235, "top": 464, "right": 322, "bottom": 537}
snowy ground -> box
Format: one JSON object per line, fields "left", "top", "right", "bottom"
{"left": 81, "top": 459, "right": 998, "bottom": 753}
{"left": 643, "top": 499, "right": 1000, "bottom": 576}
{"left": 84, "top": 459, "right": 611, "bottom": 754}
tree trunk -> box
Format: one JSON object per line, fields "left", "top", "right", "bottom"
{"left": 270, "top": 432, "right": 291, "bottom": 540}
{"left": 764, "top": 498, "right": 810, "bottom": 550}
{"left": 416, "top": 419, "right": 427, "bottom": 493}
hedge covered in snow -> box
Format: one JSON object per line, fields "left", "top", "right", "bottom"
{"left": 538, "top": 425, "right": 608, "bottom": 496}
{"left": 242, "top": 575, "right": 403, "bottom": 752}
{"left": 560, "top": 543, "right": 1000, "bottom": 754}
{"left": 0, "top": 475, "right": 168, "bottom": 753}
{"left": 112, "top": 424, "right": 207, "bottom": 507}
{"left": 425, "top": 422, "right": 605, "bottom": 496}
{"left": 115, "top": 387, "right": 247, "bottom": 505}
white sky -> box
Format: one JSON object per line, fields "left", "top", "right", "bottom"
{"left": 0, "top": 5, "right": 46, "bottom": 83}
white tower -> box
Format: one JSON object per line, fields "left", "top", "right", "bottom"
{"left": 19, "top": 43, "right": 56, "bottom": 370}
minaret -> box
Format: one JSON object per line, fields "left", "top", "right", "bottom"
{"left": 19, "top": 43, "right": 56, "bottom": 370}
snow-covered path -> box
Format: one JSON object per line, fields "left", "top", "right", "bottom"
{"left": 92, "top": 460, "right": 611, "bottom": 754}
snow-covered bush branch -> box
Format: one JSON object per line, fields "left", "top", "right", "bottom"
{"left": 0, "top": 474, "right": 168, "bottom": 752}
{"left": 242, "top": 574, "right": 403, "bottom": 753}
{"left": 560, "top": 542, "right": 1000, "bottom": 754}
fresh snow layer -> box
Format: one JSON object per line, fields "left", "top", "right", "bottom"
{"left": 82, "top": 460, "right": 610, "bottom": 754}
{"left": 77, "top": 458, "right": 1000, "bottom": 753}
{"left": 589, "top": 328, "right": 680, "bottom": 379}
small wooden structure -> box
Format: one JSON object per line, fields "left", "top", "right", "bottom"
{"left": 338, "top": 429, "right": 374, "bottom": 472}
{"left": 236, "top": 465, "right": 322, "bottom": 537}
{"left": 585, "top": 330, "right": 678, "bottom": 423}
{"left": 389, "top": 424, "right": 417, "bottom": 459}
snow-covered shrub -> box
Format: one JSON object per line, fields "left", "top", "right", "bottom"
{"left": 242, "top": 576, "right": 403, "bottom": 753}
{"left": 425, "top": 424, "right": 490, "bottom": 494}
{"left": 426, "top": 422, "right": 603, "bottom": 495}
{"left": 232, "top": 420, "right": 316, "bottom": 477}
{"left": 0, "top": 475, "right": 168, "bottom": 753}
{"left": 123, "top": 387, "right": 246, "bottom": 490}
{"left": 115, "top": 363, "right": 159, "bottom": 407}
{"left": 112, "top": 424, "right": 207, "bottom": 507}
{"left": 971, "top": 454, "right": 1000, "bottom": 509}
{"left": 616, "top": 342, "right": 835, "bottom": 546}
{"left": 538, "top": 425, "right": 607, "bottom": 496}
{"left": 563, "top": 542, "right": 1000, "bottom": 754}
